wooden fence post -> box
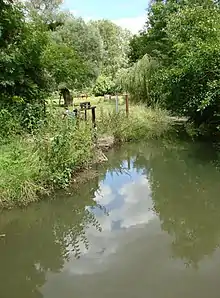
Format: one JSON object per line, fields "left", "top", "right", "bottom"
{"left": 125, "top": 94, "right": 129, "bottom": 117}
{"left": 91, "top": 106, "right": 96, "bottom": 128}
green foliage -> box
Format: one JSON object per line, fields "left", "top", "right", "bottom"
{"left": 52, "top": 16, "right": 103, "bottom": 85}
{"left": 0, "top": 99, "right": 46, "bottom": 137}
{"left": 91, "top": 20, "right": 131, "bottom": 78}
{"left": 98, "top": 105, "right": 172, "bottom": 142}
{"left": 0, "top": 2, "right": 50, "bottom": 103}
{"left": 20, "top": 102, "right": 46, "bottom": 131}
{"left": 42, "top": 40, "right": 87, "bottom": 90}
{"left": 128, "top": 0, "right": 179, "bottom": 63}
{"left": 0, "top": 108, "right": 94, "bottom": 207}
{"left": 128, "top": 0, "right": 220, "bottom": 134}
{"left": 155, "top": 3, "right": 220, "bottom": 132}
{"left": 0, "top": 108, "right": 22, "bottom": 141}
{"left": 37, "top": 113, "right": 93, "bottom": 188}
{"left": 25, "top": 0, "right": 63, "bottom": 17}
{"left": 93, "top": 75, "right": 117, "bottom": 96}
{"left": 128, "top": 33, "right": 147, "bottom": 63}
{"left": 0, "top": 137, "right": 46, "bottom": 207}
{"left": 120, "top": 54, "right": 156, "bottom": 104}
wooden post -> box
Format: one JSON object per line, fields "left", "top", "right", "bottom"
{"left": 84, "top": 108, "right": 87, "bottom": 121}
{"left": 127, "top": 156, "right": 131, "bottom": 170}
{"left": 91, "top": 106, "right": 96, "bottom": 128}
{"left": 73, "top": 108, "right": 79, "bottom": 126}
{"left": 115, "top": 94, "right": 119, "bottom": 113}
{"left": 125, "top": 94, "right": 129, "bottom": 117}
{"left": 73, "top": 108, "right": 78, "bottom": 118}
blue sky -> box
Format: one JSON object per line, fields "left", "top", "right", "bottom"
{"left": 62, "top": 0, "right": 149, "bottom": 33}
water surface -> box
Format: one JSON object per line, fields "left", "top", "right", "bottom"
{"left": 1, "top": 139, "right": 220, "bottom": 298}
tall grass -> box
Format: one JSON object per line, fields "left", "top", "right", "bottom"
{"left": 0, "top": 109, "right": 94, "bottom": 208}
{"left": 0, "top": 100, "right": 172, "bottom": 208}
{"left": 98, "top": 105, "right": 172, "bottom": 142}
{"left": 0, "top": 137, "right": 45, "bottom": 208}
{"left": 36, "top": 112, "right": 93, "bottom": 188}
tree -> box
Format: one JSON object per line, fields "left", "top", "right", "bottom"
{"left": 92, "top": 75, "right": 115, "bottom": 96}
{"left": 91, "top": 20, "right": 131, "bottom": 78}
{"left": 158, "top": 2, "right": 220, "bottom": 131}
{"left": 128, "top": 0, "right": 214, "bottom": 63}
{"left": 0, "top": 1, "right": 49, "bottom": 103}
{"left": 52, "top": 16, "right": 104, "bottom": 86}
{"left": 42, "top": 40, "right": 89, "bottom": 91}
{"left": 128, "top": 0, "right": 179, "bottom": 63}
{"left": 120, "top": 54, "right": 156, "bottom": 104}
{"left": 24, "top": 0, "right": 63, "bottom": 22}
{"left": 128, "top": 0, "right": 220, "bottom": 134}
{"left": 25, "top": 0, "right": 63, "bottom": 12}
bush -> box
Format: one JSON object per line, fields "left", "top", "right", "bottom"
{"left": 0, "top": 100, "right": 46, "bottom": 141}
{"left": 37, "top": 114, "right": 93, "bottom": 188}
{"left": 0, "top": 108, "right": 22, "bottom": 141}
{"left": 93, "top": 75, "right": 117, "bottom": 96}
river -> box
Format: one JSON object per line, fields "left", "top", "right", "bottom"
{"left": 1, "top": 137, "right": 220, "bottom": 298}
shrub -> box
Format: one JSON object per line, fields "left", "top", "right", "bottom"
{"left": 36, "top": 112, "right": 94, "bottom": 188}
{"left": 93, "top": 75, "right": 118, "bottom": 96}
{"left": 0, "top": 108, "right": 22, "bottom": 141}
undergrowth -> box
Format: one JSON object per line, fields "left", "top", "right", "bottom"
{"left": 0, "top": 102, "right": 172, "bottom": 209}
{"left": 98, "top": 105, "right": 172, "bottom": 142}
{"left": 0, "top": 109, "right": 94, "bottom": 208}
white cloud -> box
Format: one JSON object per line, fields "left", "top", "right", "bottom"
{"left": 93, "top": 184, "right": 114, "bottom": 206}
{"left": 61, "top": 175, "right": 156, "bottom": 275}
{"left": 112, "top": 15, "right": 146, "bottom": 34}
{"left": 69, "top": 9, "right": 78, "bottom": 16}
{"left": 65, "top": 6, "right": 145, "bottom": 34}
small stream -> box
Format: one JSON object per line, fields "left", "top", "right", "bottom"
{"left": 1, "top": 138, "right": 220, "bottom": 298}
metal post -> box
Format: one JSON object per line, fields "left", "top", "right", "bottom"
{"left": 115, "top": 94, "right": 119, "bottom": 113}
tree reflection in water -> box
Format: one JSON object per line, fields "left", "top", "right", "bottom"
{"left": 143, "top": 139, "right": 220, "bottom": 268}
{"left": 0, "top": 177, "right": 104, "bottom": 298}
{"left": 106, "top": 139, "right": 220, "bottom": 268}
{"left": 1, "top": 138, "right": 220, "bottom": 298}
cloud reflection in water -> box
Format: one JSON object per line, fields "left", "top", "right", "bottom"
{"left": 65, "top": 163, "right": 156, "bottom": 275}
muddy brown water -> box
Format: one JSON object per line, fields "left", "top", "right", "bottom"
{"left": 1, "top": 138, "right": 220, "bottom": 298}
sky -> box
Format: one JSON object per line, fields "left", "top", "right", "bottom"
{"left": 62, "top": 0, "right": 149, "bottom": 33}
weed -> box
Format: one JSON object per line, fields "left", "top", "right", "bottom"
{"left": 0, "top": 98, "right": 172, "bottom": 208}
{"left": 98, "top": 105, "right": 172, "bottom": 142}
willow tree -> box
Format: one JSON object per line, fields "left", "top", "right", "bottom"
{"left": 119, "top": 54, "right": 156, "bottom": 104}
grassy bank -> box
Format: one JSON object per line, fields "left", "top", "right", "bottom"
{"left": 98, "top": 105, "right": 171, "bottom": 142}
{"left": 0, "top": 97, "right": 172, "bottom": 209}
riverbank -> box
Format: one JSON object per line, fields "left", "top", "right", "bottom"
{"left": 0, "top": 101, "right": 173, "bottom": 209}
